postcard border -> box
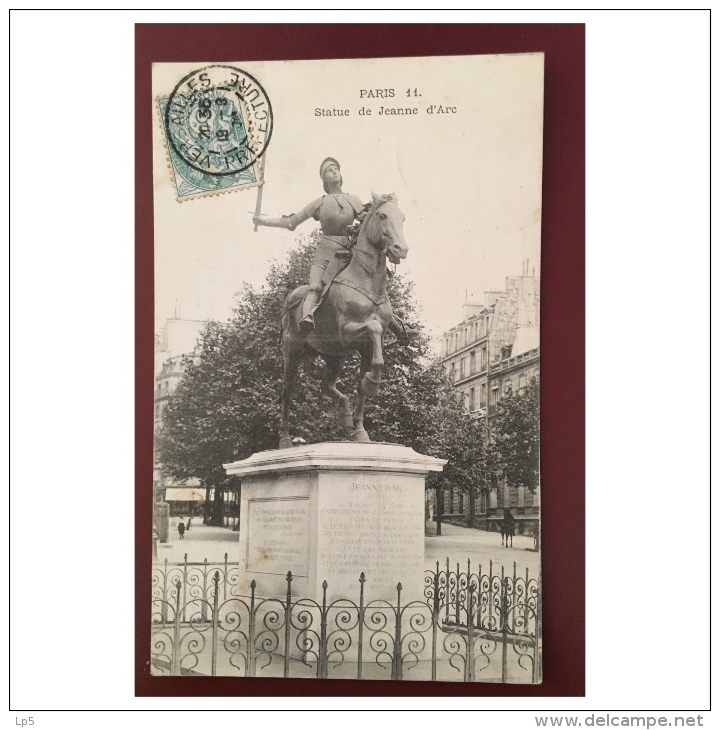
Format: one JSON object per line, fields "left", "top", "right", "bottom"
{"left": 136, "top": 22, "right": 585, "bottom": 698}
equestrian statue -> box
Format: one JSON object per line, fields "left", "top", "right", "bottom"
{"left": 253, "top": 157, "right": 415, "bottom": 449}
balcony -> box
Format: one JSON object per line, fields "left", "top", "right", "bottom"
{"left": 491, "top": 348, "right": 539, "bottom": 373}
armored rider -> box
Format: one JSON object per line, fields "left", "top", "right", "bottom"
{"left": 253, "top": 157, "right": 418, "bottom": 343}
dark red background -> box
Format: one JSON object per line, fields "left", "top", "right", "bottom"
{"left": 136, "top": 23, "right": 585, "bottom": 698}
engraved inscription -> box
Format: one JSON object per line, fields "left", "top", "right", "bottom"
{"left": 247, "top": 498, "right": 309, "bottom": 576}
{"left": 318, "top": 479, "right": 423, "bottom": 594}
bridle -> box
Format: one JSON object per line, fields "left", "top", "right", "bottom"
{"left": 356, "top": 196, "right": 400, "bottom": 260}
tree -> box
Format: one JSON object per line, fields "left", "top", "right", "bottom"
{"left": 156, "top": 232, "right": 474, "bottom": 523}
{"left": 426, "top": 410, "right": 486, "bottom": 528}
{"left": 488, "top": 377, "right": 540, "bottom": 491}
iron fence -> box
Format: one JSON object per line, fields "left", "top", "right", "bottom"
{"left": 151, "top": 557, "right": 540, "bottom": 683}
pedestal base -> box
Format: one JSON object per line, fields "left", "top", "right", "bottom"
{"left": 224, "top": 442, "right": 446, "bottom": 604}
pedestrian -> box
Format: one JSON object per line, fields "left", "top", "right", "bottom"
{"left": 177, "top": 517, "right": 185, "bottom": 540}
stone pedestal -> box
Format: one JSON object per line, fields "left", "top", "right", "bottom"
{"left": 224, "top": 442, "right": 446, "bottom": 604}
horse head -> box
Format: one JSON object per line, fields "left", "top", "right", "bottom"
{"left": 361, "top": 192, "right": 408, "bottom": 265}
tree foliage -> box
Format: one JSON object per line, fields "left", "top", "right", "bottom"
{"left": 488, "top": 377, "right": 540, "bottom": 491}
{"left": 156, "top": 233, "right": 484, "bottom": 499}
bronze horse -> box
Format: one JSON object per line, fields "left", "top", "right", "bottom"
{"left": 279, "top": 193, "right": 408, "bottom": 449}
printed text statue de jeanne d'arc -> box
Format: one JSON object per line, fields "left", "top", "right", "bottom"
{"left": 252, "top": 157, "right": 418, "bottom": 344}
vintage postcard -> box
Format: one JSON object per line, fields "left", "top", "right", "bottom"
{"left": 150, "top": 53, "right": 543, "bottom": 683}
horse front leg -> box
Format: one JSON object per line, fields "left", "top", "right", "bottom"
{"left": 321, "top": 354, "right": 352, "bottom": 428}
{"left": 361, "top": 320, "right": 384, "bottom": 397}
{"left": 352, "top": 386, "right": 370, "bottom": 442}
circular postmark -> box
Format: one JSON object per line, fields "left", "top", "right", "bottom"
{"left": 164, "top": 65, "right": 273, "bottom": 177}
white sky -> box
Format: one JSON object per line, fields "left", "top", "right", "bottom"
{"left": 153, "top": 54, "right": 544, "bottom": 351}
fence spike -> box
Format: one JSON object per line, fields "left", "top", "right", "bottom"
{"left": 149, "top": 552, "right": 539, "bottom": 684}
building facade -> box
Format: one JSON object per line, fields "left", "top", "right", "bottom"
{"left": 154, "top": 318, "right": 205, "bottom": 534}
{"left": 439, "top": 273, "right": 540, "bottom": 536}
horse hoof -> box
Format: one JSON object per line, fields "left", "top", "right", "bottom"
{"left": 352, "top": 428, "right": 370, "bottom": 442}
{"left": 279, "top": 436, "right": 293, "bottom": 449}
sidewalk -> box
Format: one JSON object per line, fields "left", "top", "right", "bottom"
{"left": 155, "top": 519, "right": 539, "bottom": 577}
{"left": 155, "top": 521, "right": 238, "bottom": 565}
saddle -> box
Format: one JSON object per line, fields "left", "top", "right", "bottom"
{"left": 319, "top": 249, "right": 353, "bottom": 300}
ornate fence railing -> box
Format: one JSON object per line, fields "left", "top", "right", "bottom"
{"left": 151, "top": 557, "right": 540, "bottom": 683}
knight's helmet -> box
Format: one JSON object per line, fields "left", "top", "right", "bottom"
{"left": 319, "top": 157, "right": 341, "bottom": 193}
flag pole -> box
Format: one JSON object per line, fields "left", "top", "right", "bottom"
{"left": 253, "top": 151, "right": 267, "bottom": 233}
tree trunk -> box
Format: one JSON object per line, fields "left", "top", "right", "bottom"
{"left": 203, "top": 487, "right": 212, "bottom": 524}
{"left": 435, "top": 484, "right": 443, "bottom": 536}
{"left": 209, "top": 487, "right": 225, "bottom": 526}
{"left": 467, "top": 483, "right": 476, "bottom": 528}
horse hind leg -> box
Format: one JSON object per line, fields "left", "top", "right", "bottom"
{"left": 280, "top": 343, "right": 302, "bottom": 449}
{"left": 321, "top": 354, "right": 352, "bottom": 428}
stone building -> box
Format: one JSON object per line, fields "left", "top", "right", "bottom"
{"left": 438, "top": 272, "right": 540, "bottom": 536}
{"left": 154, "top": 318, "right": 205, "bottom": 534}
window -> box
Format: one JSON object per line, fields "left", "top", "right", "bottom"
{"left": 480, "top": 383, "right": 487, "bottom": 406}
{"left": 509, "top": 486, "right": 519, "bottom": 507}
{"left": 470, "top": 351, "right": 476, "bottom": 373}
{"left": 501, "top": 484, "right": 509, "bottom": 507}
{"left": 480, "top": 347, "right": 487, "bottom": 371}
{"left": 519, "top": 371, "right": 527, "bottom": 389}
{"left": 470, "top": 387, "right": 476, "bottom": 410}
{"left": 491, "top": 386, "right": 499, "bottom": 406}
{"left": 459, "top": 358, "right": 466, "bottom": 378}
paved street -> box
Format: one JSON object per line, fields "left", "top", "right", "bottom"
{"left": 155, "top": 518, "right": 540, "bottom": 578}
{"left": 424, "top": 521, "right": 540, "bottom": 576}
